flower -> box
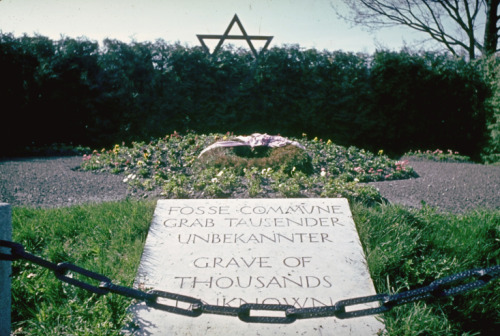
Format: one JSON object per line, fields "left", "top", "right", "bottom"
{"left": 211, "top": 178, "right": 218, "bottom": 183}
{"left": 353, "top": 167, "right": 364, "bottom": 173}
{"left": 123, "top": 173, "right": 137, "bottom": 183}
{"left": 217, "top": 170, "right": 224, "bottom": 177}
{"left": 378, "top": 149, "right": 384, "bottom": 155}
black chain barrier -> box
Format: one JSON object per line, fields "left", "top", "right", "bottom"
{"left": 1, "top": 239, "right": 499, "bottom": 324}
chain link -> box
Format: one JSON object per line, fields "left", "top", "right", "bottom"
{"left": 1, "top": 239, "right": 499, "bottom": 324}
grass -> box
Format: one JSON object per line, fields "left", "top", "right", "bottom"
{"left": 8, "top": 132, "right": 499, "bottom": 335}
{"left": 11, "top": 200, "right": 156, "bottom": 335}
{"left": 353, "top": 204, "right": 499, "bottom": 335}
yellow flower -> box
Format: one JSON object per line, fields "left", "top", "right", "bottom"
{"left": 378, "top": 149, "right": 384, "bottom": 156}
{"left": 326, "top": 139, "right": 332, "bottom": 145}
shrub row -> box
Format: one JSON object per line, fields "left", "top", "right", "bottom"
{"left": 0, "top": 33, "right": 494, "bottom": 160}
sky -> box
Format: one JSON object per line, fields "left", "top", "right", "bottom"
{"left": 0, "top": 0, "right": 426, "bottom": 53}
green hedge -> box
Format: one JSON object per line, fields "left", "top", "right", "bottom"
{"left": 481, "top": 56, "right": 500, "bottom": 163}
{"left": 0, "top": 34, "right": 493, "bottom": 160}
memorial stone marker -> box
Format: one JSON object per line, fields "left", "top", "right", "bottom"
{"left": 129, "top": 198, "right": 385, "bottom": 335}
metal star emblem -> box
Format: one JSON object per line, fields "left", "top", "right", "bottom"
{"left": 197, "top": 14, "right": 273, "bottom": 59}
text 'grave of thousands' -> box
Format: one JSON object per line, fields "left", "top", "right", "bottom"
{"left": 129, "top": 198, "right": 385, "bottom": 335}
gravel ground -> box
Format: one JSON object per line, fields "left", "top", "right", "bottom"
{"left": 0, "top": 156, "right": 150, "bottom": 208}
{"left": 370, "top": 159, "right": 500, "bottom": 213}
{"left": 0, "top": 156, "right": 499, "bottom": 213}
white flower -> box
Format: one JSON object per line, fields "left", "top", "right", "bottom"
{"left": 217, "top": 170, "right": 224, "bottom": 177}
{"left": 123, "top": 173, "right": 136, "bottom": 183}
{"left": 320, "top": 171, "right": 326, "bottom": 177}
{"left": 211, "top": 178, "right": 218, "bottom": 183}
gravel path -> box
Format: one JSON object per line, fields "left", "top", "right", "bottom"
{"left": 0, "top": 156, "right": 499, "bottom": 213}
{"left": 0, "top": 156, "right": 148, "bottom": 208}
{"left": 370, "top": 159, "right": 499, "bottom": 213}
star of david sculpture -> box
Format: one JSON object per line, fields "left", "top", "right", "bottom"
{"left": 197, "top": 14, "right": 273, "bottom": 59}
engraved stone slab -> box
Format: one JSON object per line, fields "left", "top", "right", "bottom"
{"left": 128, "top": 198, "right": 385, "bottom": 335}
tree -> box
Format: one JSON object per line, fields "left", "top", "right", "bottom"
{"left": 484, "top": 0, "right": 500, "bottom": 55}
{"left": 338, "top": 0, "right": 499, "bottom": 59}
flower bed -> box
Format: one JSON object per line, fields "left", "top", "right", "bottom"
{"left": 80, "top": 132, "right": 418, "bottom": 203}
